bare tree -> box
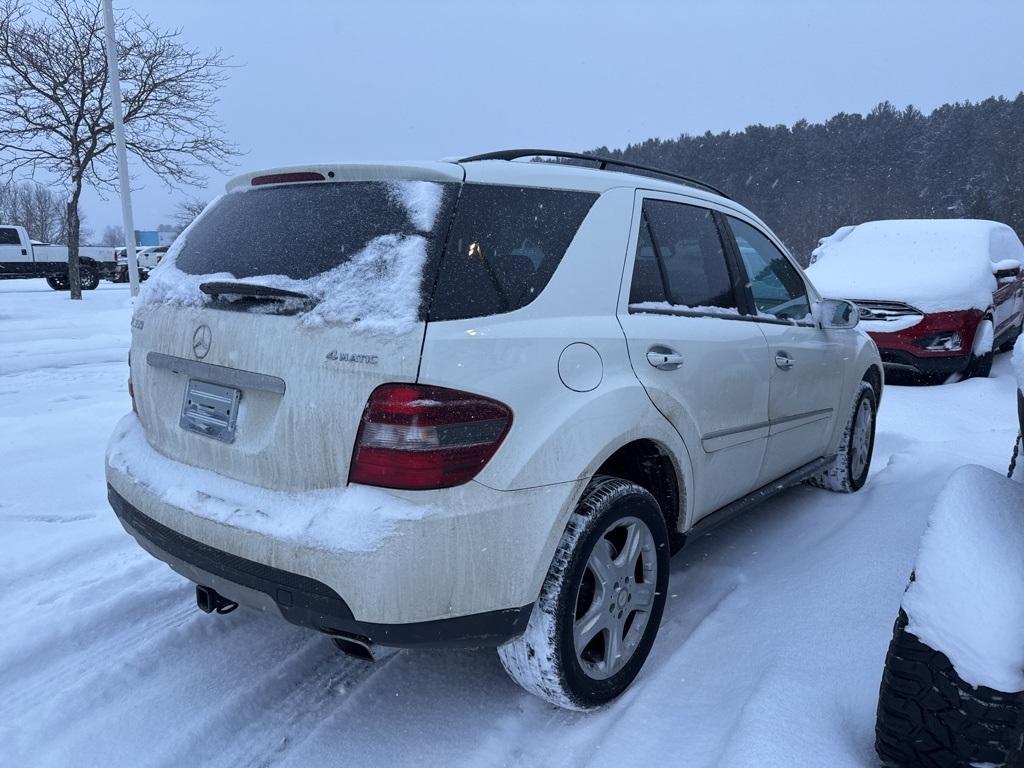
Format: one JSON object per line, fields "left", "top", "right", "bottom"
{"left": 0, "top": 179, "right": 65, "bottom": 241}
{"left": 0, "top": 0, "right": 236, "bottom": 297}
{"left": 99, "top": 223, "right": 123, "bottom": 247}
{"left": 174, "top": 196, "right": 207, "bottom": 231}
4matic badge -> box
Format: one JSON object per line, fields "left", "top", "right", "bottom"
{"left": 325, "top": 350, "right": 379, "bottom": 365}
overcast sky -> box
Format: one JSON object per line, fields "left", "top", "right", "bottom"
{"left": 83, "top": 0, "right": 1024, "bottom": 236}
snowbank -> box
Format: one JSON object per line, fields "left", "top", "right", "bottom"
{"left": 106, "top": 413, "right": 429, "bottom": 553}
{"left": 902, "top": 464, "right": 1024, "bottom": 692}
{"left": 806, "top": 219, "right": 1020, "bottom": 313}
{"left": 1015, "top": 335, "right": 1024, "bottom": 392}
{"left": 137, "top": 180, "right": 444, "bottom": 335}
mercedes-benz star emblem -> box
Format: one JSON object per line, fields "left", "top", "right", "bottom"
{"left": 192, "top": 325, "right": 212, "bottom": 360}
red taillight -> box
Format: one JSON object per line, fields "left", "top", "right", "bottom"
{"left": 349, "top": 384, "right": 513, "bottom": 490}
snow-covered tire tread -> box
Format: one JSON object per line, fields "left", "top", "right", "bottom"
{"left": 875, "top": 609, "right": 1024, "bottom": 768}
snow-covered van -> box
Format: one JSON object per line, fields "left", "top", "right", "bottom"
{"left": 807, "top": 219, "right": 1024, "bottom": 381}
{"left": 0, "top": 224, "right": 116, "bottom": 289}
{"left": 106, "top": 153, "right": 882, "bottom": 709}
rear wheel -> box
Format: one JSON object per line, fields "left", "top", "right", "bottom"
{"left": 497, "top": 477, "right": 670, "bottom": 710}
{"left": 45, "top": 275, "right": 69, "bottom": 291}
{"left": 966, "top": 317, "right": 995, "bottom": 379}
{"left": 80, "top": 266, "right": 99, "bottom": 290}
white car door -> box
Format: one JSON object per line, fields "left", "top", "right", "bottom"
{"left": 0, "top": 226, "right": 30, "bottom": 275}
{"left": 617, "top": 193, "right": 771, "bottom": 522}
{"left": 723, "top": 216, "right": 846, "bottom": 484}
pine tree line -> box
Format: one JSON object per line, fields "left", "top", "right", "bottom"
{"left": 590, "top": 95, "right": 1024, "bottom": 263}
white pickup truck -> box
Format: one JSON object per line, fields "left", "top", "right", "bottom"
{"left": 0, "top": 224, "right": 117, "bottom": 290}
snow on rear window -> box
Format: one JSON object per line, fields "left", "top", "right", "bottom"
{"left": 137, "top": 181, "right": 453, "bottom": 333}
{"left": 388, "top": 180, "right": 445, "bottom": 232}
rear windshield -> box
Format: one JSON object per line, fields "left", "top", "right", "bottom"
{"left": 161, "top": 180, "right": 597, "bottom": 326}
{"left": 175, "top": 181, "right": 456, "bottom": 280}
{"left": 428, "top": 185, "right": 599, "bottom": 321}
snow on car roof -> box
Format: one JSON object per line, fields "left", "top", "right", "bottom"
{"left": 806, "top": 218, "right": 1021, "bottom": 313}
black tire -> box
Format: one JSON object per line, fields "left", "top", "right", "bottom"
{"left": 45, "top": 275, "right": 69, "bottom": 291}
{"left": 808, "top": 381, "right": 877, "bottom": 493}
{"left": 80, "top": 266, "right": 99, "bottom": 290}
{"left": 967, "top": 317, "right": 995, "bottom": 379}
{"left": 998, "top": 317, "right": 1023, "bottom": 354}
{"left": 967, "top": 350, "right": 994, "bottom": 379}
{"left": 876, "top": 609, "right": 1024, "bottom": 767}
{"left": 497, "top": 477, "right": 670, "bottom": 709}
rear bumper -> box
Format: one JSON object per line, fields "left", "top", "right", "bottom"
{"left": 105, "top": 415, "right": 578, "bottom": 645}
{"left": 109, "top": 486, "right": 532, "bottom": 647}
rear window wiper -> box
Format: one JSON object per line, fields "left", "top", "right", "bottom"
{"left": 199, "top": 281, "right": 310, "bottom": 301}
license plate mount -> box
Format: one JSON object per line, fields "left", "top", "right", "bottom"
{"left": 180, "top": 378, "right": 241, "bottom": 443}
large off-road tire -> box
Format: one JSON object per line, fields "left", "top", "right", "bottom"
{"left": 45, "top": 275, "right": 69, "bottom": 291}
{"left": 497, "top": 477, "right": 670, "bottom": 710}
{"left": 966, "top": 317, "right": 995, "bottom": 379}
{"left": 807, "top": 380, "right": 876, "bottom": 493}
{"left": 875, "top": 609, "right": 1024, "bottom": 767}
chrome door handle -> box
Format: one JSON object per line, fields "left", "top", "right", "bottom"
{"left": 775, "top": 352, "right": 794, "bottom": 370}
{"left": 647, "top": 346, "right": 684, "bottom": 371}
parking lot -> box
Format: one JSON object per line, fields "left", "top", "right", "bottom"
{"left": 0, "top": 278, "right": 1017, "bottom": 768}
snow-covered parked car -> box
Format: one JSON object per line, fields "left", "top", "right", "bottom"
{"left": 106, "top": 151, "right": 882, "bottom": 709}
{"left": 876, "top": 339, "right": 1024, "bottom": 767}
{"left": 113, "top": 245, "right": 168, "bottom": 282}
{"left": 807, "top": 219, "right": 1024, "bottom": 381}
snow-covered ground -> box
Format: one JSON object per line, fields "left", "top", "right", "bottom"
{"left": 1, "top": 279, "right": 1018, "bottom": 767}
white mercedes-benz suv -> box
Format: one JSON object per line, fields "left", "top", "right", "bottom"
{"left": 106, "top": 150, "right": 882, "bottom": 709}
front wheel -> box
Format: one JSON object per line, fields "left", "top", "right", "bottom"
{"left": 808, "top": 381, "right": 877, "bottom": 493}
{"left": 497, "top": 477, "right": 670, "bottom": 710}
{"left": 966, "top": 317, "right": 994, "bottom": 379}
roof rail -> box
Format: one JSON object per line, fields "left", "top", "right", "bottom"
{"left": 457, "top": 148, "right": 732, "bottom": 200}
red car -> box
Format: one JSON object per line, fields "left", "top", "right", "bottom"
{"left": 807, "top": 219, "right": 1024, "bottom": 380}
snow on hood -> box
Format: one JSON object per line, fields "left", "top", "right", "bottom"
{"left": 806, "top": 219, "right": 1020, "bottom": 313}
{"left": 106, "top": 414, "right": 430, "bottom": 553}
{"left": 902, "top": 464, "right": 1024, "bottom": 692}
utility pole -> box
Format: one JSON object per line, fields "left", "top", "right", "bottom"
{"left": 101, "top": 0, "right": 139, "bottom": 296}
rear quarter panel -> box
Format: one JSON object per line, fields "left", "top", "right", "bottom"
{"left": 418, "top": 187, "right": 693, "bottom": 516}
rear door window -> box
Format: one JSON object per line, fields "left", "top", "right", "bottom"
{"left": 428, "top": 185, "right": 598, "bottom": 322}
{"left": 0, "top": 227, "right": 21, "bottom": 245}
{"left": 628, "top": 199, "right": 739, "bottom": 312}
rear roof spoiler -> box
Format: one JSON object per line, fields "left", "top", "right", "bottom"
{"left": 226, "top": 162, "right": 464, "bottom": 192}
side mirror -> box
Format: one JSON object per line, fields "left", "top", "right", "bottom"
{"left": 816, "top": 299, "right": 860, "bottom": 330}
{"left": 993, "top": 259, "right": 1022, "bottom": 282}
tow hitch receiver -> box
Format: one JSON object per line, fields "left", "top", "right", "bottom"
{"left": 196, "top": 585, "right": 238, "bottom": 615}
